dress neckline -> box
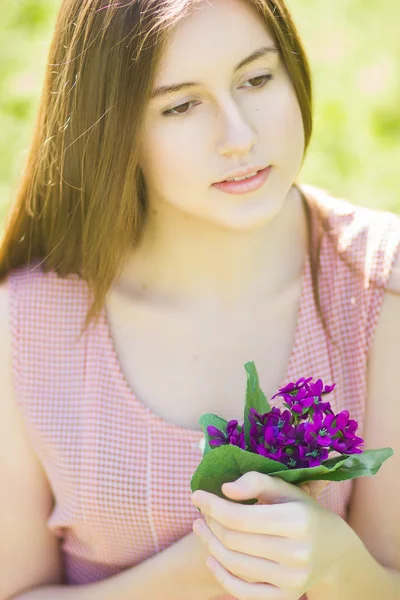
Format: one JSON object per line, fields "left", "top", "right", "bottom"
{"left": 101, "top": 185, "right": 316, "bottom": 437}
{"left": 101, "top": 247, "right": 311, "bottom": 438}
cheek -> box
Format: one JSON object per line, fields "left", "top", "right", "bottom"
{"left": 284, "top": 97, "right": 305, "bottom": 148}
{"left": 263, "top": 87, "right": 305, "bottom": 166}
{"left": 139, "top": 127, "right": 203, "bottom": 198}
{"left": 263, "top": 85, "right": 303, "bottom": 139}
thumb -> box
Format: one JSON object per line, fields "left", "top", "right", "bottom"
{"left": 221, "top": 471, "right": 306, "bottom": 504}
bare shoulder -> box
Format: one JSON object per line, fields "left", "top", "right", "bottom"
{"left": 0, "top": 277, "right": 64, "bottom": 598}
{"left": 346, "top": 244, "right": 400, "bottom": 572}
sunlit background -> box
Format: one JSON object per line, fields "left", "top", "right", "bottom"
{"left": 1, "top": 0, "right": 399, "bottom": 235}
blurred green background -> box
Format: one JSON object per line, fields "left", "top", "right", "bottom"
{"left": 1, "top": 0, "right": 399, "bottom": 233}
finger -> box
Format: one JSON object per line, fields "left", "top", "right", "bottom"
{"left": 222, "top": 471, "right": 308, "bottom": 505}
{"left": 195, "top": 518, "right": 310, "bottom": 590}
{"left": 205, "top": 515, "right": 313, "bottom": 568}
{"left": 308, "top": 481, "right": 329, "bottom": 499}
{"left": 206, "top": 558, "right": 284, "bottom": 600}
{"left": 299, "top": 484, "right": 311, "bottom": 496}
{"left": 299, "top": 481, "right": 329, "bottom": 500}
{"left": 192, "top": 490, "right": 309, "bottom": 537}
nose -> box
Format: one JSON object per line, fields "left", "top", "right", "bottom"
{"left": 215, "top": 99, "right": 258, "bottom": 156}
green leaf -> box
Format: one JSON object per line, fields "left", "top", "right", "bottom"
{"left": 190, "top": 445, "right": 394, "bottom": 504}
{"left": 323, "top": 447, "right": 394, "bottom": 480}
{"left": 198, "top": 413, "right": 229, "bottom": 457}
{"left": 190, "top": 444, "right": 289, "bottom": 504}
{"left": 266, "top": 455, "right": 350, "bottom": 485}
{"left": 244, "top": 361, "right": 271, "bottom": 448}
{"left": 273, "top": 447, "right": 394, "bottom": 485}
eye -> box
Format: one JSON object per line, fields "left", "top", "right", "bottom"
{"left": 161, "top": 74, "right": 273, "bottom": 118}
{"left": 241, "top": 74, "right": 273, "bottom": 89}
{"left": 162, "top": 100, "right": 197, "bottom": 118}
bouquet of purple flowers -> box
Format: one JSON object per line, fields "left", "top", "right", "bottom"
{"left": 190, "top": 361, "right": 393, "bottom": 504}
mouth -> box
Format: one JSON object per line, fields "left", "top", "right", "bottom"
{"left": 212, "top": 166, "right": 272, "bottom": 195}
{"left": 215, "top": 165, "right": 270, "bottom": 184}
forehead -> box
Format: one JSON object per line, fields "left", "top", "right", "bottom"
{"left": 156, "top": 0, "right": 276, "bottom": 76}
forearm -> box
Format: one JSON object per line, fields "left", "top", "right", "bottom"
{"left": 12, "top": 533, "right": 219, "bottom": 600}
{"left": 307, "top": 526, "right": 400, "bottom": 600}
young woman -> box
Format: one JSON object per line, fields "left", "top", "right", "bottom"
{"left": 0, "top": 0, "right": 399, "bottom": 599}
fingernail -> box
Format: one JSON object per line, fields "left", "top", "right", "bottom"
{"left": 192, "top": 492, "right": 204, "bottom": 506}
{"left": 193, "top": 519, "right": 205, "bottom": 533}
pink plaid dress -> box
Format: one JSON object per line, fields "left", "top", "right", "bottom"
{"left": 7, "top": 184, "right": 400, "bottom": 599}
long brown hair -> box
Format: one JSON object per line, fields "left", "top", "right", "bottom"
{"left": 0, "top": 0, "right": 335, "bottom": 337}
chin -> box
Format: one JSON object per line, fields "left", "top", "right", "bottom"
{"left": 212, "top": 198, "right": 284, "bottom": 230}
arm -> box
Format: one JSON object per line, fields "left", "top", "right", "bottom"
{"left": 12, "top": 532, "right": 222, "bottom": 600}
{"left": 0, "top": 281, "right": 222, "bottom": 600}
{"left": 307, "top": 250, "right": 400, "bottom": 600}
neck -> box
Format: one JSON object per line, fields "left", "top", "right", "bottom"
{"left": 114, "top": 185, "right": 309, "bottom": 312}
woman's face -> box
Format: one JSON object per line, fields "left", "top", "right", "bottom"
{"left": 138, "top": 0, "right": 305, "bottom": 230}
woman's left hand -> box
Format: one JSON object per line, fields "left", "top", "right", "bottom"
{"left": 191, "top": 472, "right": 351, "bottom": 600}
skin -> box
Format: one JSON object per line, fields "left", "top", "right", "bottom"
{"left": 191, "top": 472, "right": 356, "bottom": 599}
{"left": 119, "top": 0, "right": 307, "bottom": 311}
{"left": 132, "top": 2, "right": 349, "bottom": 593}
{"left": 109, "top": 1, "right": 400, "bottom": 597}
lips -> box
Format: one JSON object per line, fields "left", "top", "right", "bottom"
{"left": 212, "top": 166, "right": 272, "bottom": 195}
{"left": 216, "top": 165, "right": 268, "bottom": 184}
{"left": 223, "top": 170, "right": 261, "bottom": 182}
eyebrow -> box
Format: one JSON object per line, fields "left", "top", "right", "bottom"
{"left": 150, "top": 45, "right": 279, "bottom": 100}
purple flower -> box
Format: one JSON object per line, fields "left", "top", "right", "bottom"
{"left": 277, "top": 444, "right": 310, "bottom": 469}
{"left": 251, "top": 409, "right": 299, "bottom": 465}
{"left": 206, "top": 426, "right": 225, "bottom": 446}
{"left": 287, "top": 387, "right": 312, "bottom": 413}
{"left": 329, "top": 411, "right": 364, "bottom": 454}
{"left": 301, "top": 441, "right": 330, "bottom": 467}
{"left": 304, "top": 412, "right": 338, "bottom": 447}
{"left": 257, "top": 443, "right": 285, "bottom": 462}
{"left": 271, "top": 377, "right": 314, "bottom": 399}
{"left": 270, "top": 410, "right": 296, "bottom": 443}
{"left": 248, "top": 407, "right": 297, "bottom": 453}
{"left": 257, "top": 428, "right": 286, "bottom": 461}
{"left": 307, "top": 378, "right": 336, "bottom": 397}
{"left": 272, "top": 377, "right": 335, "bottom": 421}
{"left": 303, "top": 379, "right": 335, "bottom": 417}
{"left": 264, "top": 420, "right": 296, "bottom": 446}
{"left": 248, "top": 407, "right": 278, "bottom": 452}
{"left": 249, "top": 406, "right": 281, "bottom": 426}
{"left": 205, "top": 375, "right": 364, "bottom": 469}
{"left": 207, "top": 420, "right": 246, "bottom": 450}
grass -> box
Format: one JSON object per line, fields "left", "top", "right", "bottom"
{"left": 1, "top": 0, "right": 399, "bottom": 229}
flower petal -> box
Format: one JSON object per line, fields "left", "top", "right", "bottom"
{"left": 207, "top": 426, "right": 225, "bottom": 439}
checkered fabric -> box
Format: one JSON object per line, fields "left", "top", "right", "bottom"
{"left": 7, "top": 184, "right": 400, "bottom": 599}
